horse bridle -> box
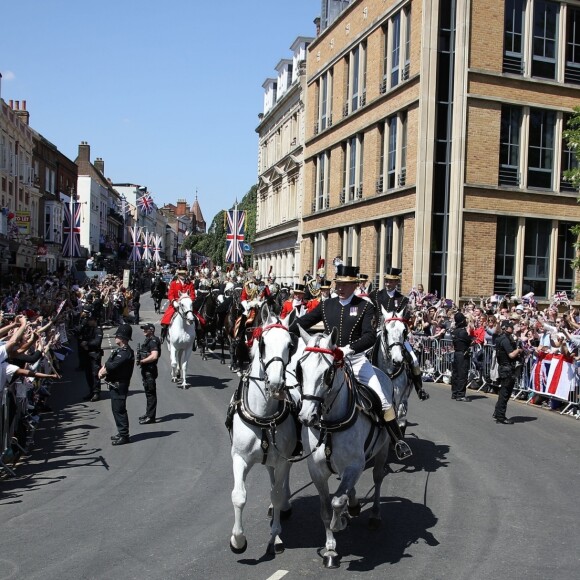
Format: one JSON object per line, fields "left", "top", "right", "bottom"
{"left": 254, "top": 322, "right": 296, "bottom": 393}
{"left": 382, "top": 316, "right": 409, "bottom": 353}
{"left": 176, "top": 296, "right": 195, "bottom": 322}
{"left": 297, "top": 337, "right": 343, "bottom": 406}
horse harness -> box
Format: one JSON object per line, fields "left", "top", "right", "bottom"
{"left": 297, "top": 340, "right": 384, "bottom": 473}
{"left": 226, "top": 322, "right": 298, "bottom": 464}
{"left": 380, "top": 316, "right": 411, "bottom": 380}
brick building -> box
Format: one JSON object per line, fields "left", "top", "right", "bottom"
{"left": 300, "top": 0, "right": 580, "bottom": 302}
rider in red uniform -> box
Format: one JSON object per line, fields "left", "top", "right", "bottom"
{"left": 160, "top": 269, "right": 196, "bottom": 341}
{"left": 280, "top": 283, "right": 307, "bottom": 319}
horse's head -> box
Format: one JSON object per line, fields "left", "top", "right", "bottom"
{"left": 177, "top": 293, "right": 196, "bottom": 325}
{"left": 253, "top": 304, "right": 297, "bottom": 399}
{"left": 381, "top": 306, "right": 408, "bottom": 365}
{"left": 296, "top": 327, "right": 340, "bottom": 427}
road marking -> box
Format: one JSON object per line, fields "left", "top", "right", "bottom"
{"left": 266, "top": 571, "right": 288, "bottom": 580}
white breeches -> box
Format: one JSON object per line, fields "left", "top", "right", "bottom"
{"left": 349, "top": 353, "right": 392, "bottom": 411}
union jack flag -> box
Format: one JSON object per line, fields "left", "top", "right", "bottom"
{"left": 129, "top": 224, "right": 141, "bottom": 262}
{"left": 137, "top": 193, "right": 154, "bottom": 215}
{"left": 62, "top": 202, "right": 82, "bottom": 257}
{"left": 225, "top": 208, "right": 246, "bottom": 264}
{"left": 553, "top": 291, "right": 569, "bottom": 303}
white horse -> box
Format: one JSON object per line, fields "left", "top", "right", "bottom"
{"left": 229, "top": 305, "right": 298, "bottom": 556}
{"left": 167, "top": 293, "right": 196, "bottom": 388}
{"left": 297, "top": 328, "right": 391, "bottom": 569}
{"left": 376, "top": 307, "right": 414, "bottom": 433}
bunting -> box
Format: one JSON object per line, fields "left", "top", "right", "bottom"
{"left": 129, "top": 224, "right": 141, "bottom": 262}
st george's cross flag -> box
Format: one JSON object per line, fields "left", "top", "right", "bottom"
{"left": 544, "top": 353, "right": 576, "bottom": 401}
{"left": 225, "top": 208, "right": 245, "bottom": 264}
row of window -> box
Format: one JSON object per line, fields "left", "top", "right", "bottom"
{"left": 499, "top": 105, "right": 578, "bottom": 191}
{"left": 495, "top": 216, "right": 576, "bottom": 297}
{"left": 315, "top": 5, "right": 411, "bottom": 135}
{"left": 257, "top": 179, "right": 299, "bottom": 230}
{"left": 504, "top": 0, "right": 580, "bottom": 84}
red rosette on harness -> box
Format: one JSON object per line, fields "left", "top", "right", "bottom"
{"left": 246, "top": 326, "right": 263, "bottom": 348}
{"left": 332, "top": 347, "right": 345, "bottom": 367}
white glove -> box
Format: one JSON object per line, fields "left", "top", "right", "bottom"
{"left": 172, "top": 300, "right": 178, "bottom": 308}
{"left": 217, "top": 294, "right": 224, "bottom": 304}
{"left": 241, "top": 300, "right": 250, "bottom": 315}
{"left": 341, "top": 344, "right": 355, "bottom": 358}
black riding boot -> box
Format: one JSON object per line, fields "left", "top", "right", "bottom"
{"left": 383, "top": 410, "right": 412, "bottom": 460}
{"left": 160, "top": 324, "right": 168, "bottom": 343}
{"left": 412, "top": 372, "right": 429, "bottom": 400}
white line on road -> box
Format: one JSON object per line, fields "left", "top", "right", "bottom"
{"left": 266, "top": 571, "right": 289, "bottom": 580}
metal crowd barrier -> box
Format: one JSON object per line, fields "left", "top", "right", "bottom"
{"left": 409, "top": 333, "right": 580, "bottom": 419}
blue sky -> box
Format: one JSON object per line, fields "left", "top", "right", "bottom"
{"left": 0, "top": 0, "right": 319, "bottom": 226}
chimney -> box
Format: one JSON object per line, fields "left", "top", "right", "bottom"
{"left": 94, "top": 157, "right": 104, "bottom": 174}
{"left": 13, "top": 99, "right": 30, "bottom": 125}
{"left": 176, "top": 199, "right": 187, "bottom": 216}
{"left": 78, "top": 141, "right": 91, "bottom": 162}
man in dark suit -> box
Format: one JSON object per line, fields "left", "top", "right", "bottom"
{"left": 291, "top": 265, "right": 412, "bottom": 459}
{"left": 372, "top": 267, "right": 429, "bottom": 402}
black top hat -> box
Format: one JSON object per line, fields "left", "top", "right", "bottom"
{"left": 359, "top": 274, "right": 369, "bottom": 280}
{"left": 115, "top": 323, "right": 133, "bottom": 341}
{"left": 293, "top": 283, "right": 306, "bottom": 293}
{"left": 320, "top": 279, "right": 332, "bottom": 289}
{"left": 384, "top": 267, "right": 402, "bottom": 280}
{"left": 140, "top": 323, "right": 155, "bottom": 331}
{"left": 334, "top": 265, "right": 359, "bottom": 282}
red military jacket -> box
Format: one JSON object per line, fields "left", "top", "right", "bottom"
{"left": 168, "top": 279, "right": 196, "bottom": 302}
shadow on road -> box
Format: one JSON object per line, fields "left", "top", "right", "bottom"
{"left": 510, "top": 415, "right": 538, "bottom": 424}
{"left": 237, "top": 494, "right": 439, "bottom": 570}
{"left": 157, "top": 412, "right": 194, "bottom": 422}
{"left": 129, "top": 430, "right": 179, "bottom": 443}
{"left": 185, "top": 374, "right": 234, "bottom": 390}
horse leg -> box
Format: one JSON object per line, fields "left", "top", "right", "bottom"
{"left": 180, "top": 351, "right": 189, "bottom": 389}
{"left": 309, "top": 463, "right": 339, "bottom": 568}
{"left": 267, "top": 461, "right": 292, "bottom": 555}
{"left": 368, "top": 443, "right": 390, "bottom": 530}
{"left": 347, "top": 487, "right": 361, "bottom": 517}
{"left": 330, "top": 465, "right": 362, "bottom": 533}
{"left": 170, "top": 345, "right": 178, "bottom": 383}
{"left": 230, "top": 453, "right": 250, "bottom": 553}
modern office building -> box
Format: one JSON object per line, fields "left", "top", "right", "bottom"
{"left": 300, "top": 0, "right": 580, "bottom": 302}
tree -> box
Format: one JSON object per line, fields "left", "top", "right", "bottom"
{"left": 181, "top": 184, "right": 257, "bottom": 267}
{"left": 563, "top": 106, "right": 580, "bottom": 275}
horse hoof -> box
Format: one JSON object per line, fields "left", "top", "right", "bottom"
{"left": 368, "top": 517, "right": 381, "bottom": 530}
{"left": 280, "top": 507, "right": 293, "bottom": 520}
{"left": 323, "top": 553, "right": 340, "bottom": 569}
{"left": 267, "top": 506, "right": 273, "bottom": 518}
{"left": 230, "top": 539, "right": 247, "bottom": 554}
{"left": 348, "top": 503, "right": 361, "bottom": 517}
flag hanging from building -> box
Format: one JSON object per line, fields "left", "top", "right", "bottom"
{"left": 153, "top": 233, "right": 162, "bottom": 263}
{"left": 62, "top": 201, "right": 82, "bottom": 258}
{"left": 129, "top": 224, "right": 141, "bottom": 262}
{"left": 141, "top": 229, "right": 151, "bottom": 261}
{"left": 225, "top": 207, "right": 246, "bottom": 264}
{"left": 137, "top": 193, "right": 154, "bottom": 215}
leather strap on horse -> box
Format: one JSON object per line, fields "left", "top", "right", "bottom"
{"left": 260, "top": 428, "right": 269, "bottom": 465}
{"left": 246, "top": 322, "right": 288, "bottom": 349}
{"left": 304, "top": 345, "right": 345, "bottom": 367}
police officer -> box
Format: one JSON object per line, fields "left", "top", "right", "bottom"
{"left": 291, "top": 264, "right": 412, "bottom": 460}
{"left": 451, "top": 312, "right": 473, "bottom": 401}
{"left": 137, "top": 323, "right": 161, "bottom": 424}
{"left": 80, "top": 313, "right": 104, "bottom": 402}
{"left": 493, "top": 320, "right": 523, "bottom": 424}
{"left": 98, "top": 324, "right": 135, "bottom": 445}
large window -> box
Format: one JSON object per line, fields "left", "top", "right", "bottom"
{"left": 561, "top": 113, "right": 579, "bottom": 191}
{"left": 523, "top": 218, "right": 551, "bottom": 297}
{"left": 380, "top": 7, "right": 411, "bottom": 94}
{"left": 565, "top": 7, "right": 580, "bottom": 83}
{"left": 318, "top": 69, "right": 333, "bottom": 132}
{"left": 342, "top": 134, "right": 364, "bottom": 202}
{"left": 556, "top": 222, "right": 576, "bottom": 293}
{"left": 314, "top": 152, "right": 330, "bottom": 212}
{"left": 345, "top": 43, "right": 366, "bottom": 116}
{"left": 504, "top": 0, "right": 526, "bottom": 73}
{"left": 377, "top": 111, "right": 407, "bottom": 193}
{"left": 494, "top": 216, "right": 518, "bottom": 293}
{"left": 532, "top": 0, "right": 559, "bottom": 80}
{"left": 499, "top": 105, "right": 522, "bottom": 186}
{"left": 527, "top": 108, "right": 555, "bottom": 189}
